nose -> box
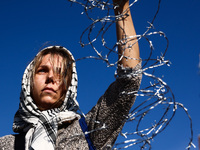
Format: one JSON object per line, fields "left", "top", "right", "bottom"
{"left": 46, "top": 70, "right": 55, "bottom": 84}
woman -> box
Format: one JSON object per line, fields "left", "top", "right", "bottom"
{"left": 0, "top": 0, "right": 142, "bottom": 149}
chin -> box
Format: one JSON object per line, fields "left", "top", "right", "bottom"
{"left": 39, "top": 98, "right": 58, "bottom": 110}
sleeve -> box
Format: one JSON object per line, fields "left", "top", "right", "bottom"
{"left": 0, "top": 134, "right": 25, "bottom": 150}
{"left": 85, "top": 61, "right": 142, "bottom": 149}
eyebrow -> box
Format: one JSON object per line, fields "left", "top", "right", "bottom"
{"left": 37, "top": 65, "right": 49, "bottom": 68}
{"left": 38, "top": 65, "right": 62, "bottom": 73}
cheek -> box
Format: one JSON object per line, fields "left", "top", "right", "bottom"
{"left": 32, "top": 76, "right": 44, "bottom": 96}
{"left": 34, "top": 75, "right": 45, "bottom": 86}
{"left": 58, "top": 83, "right": 67, "bottom": 97}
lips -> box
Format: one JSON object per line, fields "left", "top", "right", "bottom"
{"left": 42, "top": 87, "right": 56, "bottom": 93}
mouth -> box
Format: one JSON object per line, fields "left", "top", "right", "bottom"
{"left": 42, "top": 87, "right": 56, "bottom": 93}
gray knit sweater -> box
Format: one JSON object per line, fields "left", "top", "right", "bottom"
{"left": 0, "top": 63, "right": 142, "bottom": 150}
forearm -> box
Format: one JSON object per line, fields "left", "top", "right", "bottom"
{"left": 114, "top": 0, "right": 140, "bottom": 68}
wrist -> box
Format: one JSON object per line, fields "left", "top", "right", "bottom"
{"left": 114, "top": 0, "right": 130, "bottom": 15}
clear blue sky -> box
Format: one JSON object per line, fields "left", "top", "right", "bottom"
{"left": 0, "top": 0, "right": 200, "bottom": 149}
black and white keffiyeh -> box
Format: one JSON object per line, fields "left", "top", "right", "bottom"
{"left": 13, "top": 46, "right": 80, "bottom": 150}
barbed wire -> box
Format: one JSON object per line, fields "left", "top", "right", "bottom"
{"left": 67, "top": 0, "right": 195, "bottom": 149}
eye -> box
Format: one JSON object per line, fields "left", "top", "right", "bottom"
{"left": 38, "top": 69, "right": 46, "bottom": 72}
{"left": 36, "top": 67, "right": 48, "bottom": 74}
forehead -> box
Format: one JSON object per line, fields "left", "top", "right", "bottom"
{"left": 40, "top": 54, "right": 63, "bottom": 66}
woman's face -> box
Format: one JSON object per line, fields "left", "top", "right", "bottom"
{"left": 32, "top": 54, "right": 66, "bottom": 110}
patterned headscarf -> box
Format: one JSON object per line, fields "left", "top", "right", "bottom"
{"left": 13, "top": 46, "right": 80, "bottom": 150}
